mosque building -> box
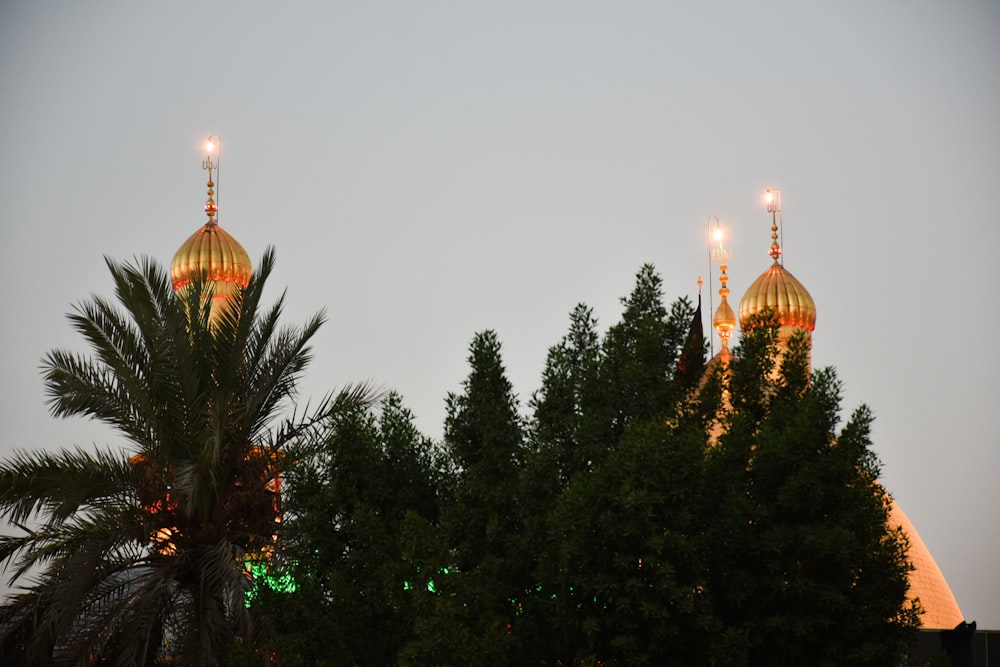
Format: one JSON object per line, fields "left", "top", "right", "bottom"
{"left": 709, "top": 191, "right": 965, "bottom": 632}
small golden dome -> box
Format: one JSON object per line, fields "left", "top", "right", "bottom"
{"left": 738, "top": 260, "right": 816, "bottom": 332}
{"left": 713, "top": 298, "right": 737, "bottom": 334}
{"left": 170, "top": 221, "right": 252, "bottom": 291}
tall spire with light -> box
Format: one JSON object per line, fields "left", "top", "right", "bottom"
{"left": 709, "top": 218, "right": 736, "bottom": 362}
{"left": 170, "top": 136, "right": 253, "bottom": 323}
{"left": 203, "top": 136, "right": 220, "bottom": 225}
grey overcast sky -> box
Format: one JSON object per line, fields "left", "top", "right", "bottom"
{"left": 1, "top": 1, "right": 997, "bottom": 627}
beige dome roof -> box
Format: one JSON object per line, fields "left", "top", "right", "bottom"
{"left": 738, "top": 260, "right": 816, "bottom": 332}
{"left": 889, "top": 500, "right": 964, "bottom": 629}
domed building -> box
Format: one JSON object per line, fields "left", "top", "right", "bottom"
{"left": 170, "top": 137, "right": 252, "bottom": 322}
{"left": 727, "top": 194, "right": 964, "bottom": 631}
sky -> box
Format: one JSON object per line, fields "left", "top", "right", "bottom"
{"left": 1, "top": 1, "right": 998, "bottom": 628}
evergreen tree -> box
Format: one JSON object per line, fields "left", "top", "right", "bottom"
{"left": 233, "top": 264, "right": 917, "bottom": 666}
{"left": 518, "top": 268, "right": 710, "bottom": 665}
{"left": 596, "top": 264, "right": 696, "bottom": 444}
{"left": 403, "top": 330, "right": 528, "bottom": 665}
{"left": 702, "top": 328, "right": 919, "bottom": 666}
{"left": 533, "top": 417, "right": 713, "bottom": 666}
{"left": 530, "top": 303, "right": 602, "bottom": 483}
{"left": 246, "top": 392, "right": 444, "bottom": 666}
{"left": 442, "top": 330, "right": 525, "bottom": 568}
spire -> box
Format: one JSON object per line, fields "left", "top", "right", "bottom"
{"left": 203, "top": 136, "right": 220, "bottom": 226}
{"left": 709, "top": 219, "right": 736, "bottom": 361}
{"left": 765, "top": 188, "right": 782, "bottom": 264}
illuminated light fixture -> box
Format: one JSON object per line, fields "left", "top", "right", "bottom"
{"left": 203, "top": 135, "right": 220, "bottom": 169}
{"left": 765, "top": 188, "right": 781, "bottom": 214}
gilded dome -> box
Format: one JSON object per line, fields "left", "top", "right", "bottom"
{"left": 170, "top": 221, "right": 252, "bottom": 292}
{"left": 738, "top": 260, "right": 816, "bottom": 332}
{"left": 713, "top": 298, "right": 736, "bottom": 334}
{"left": 888, "top": 501, "right": 964, "bottom": 629}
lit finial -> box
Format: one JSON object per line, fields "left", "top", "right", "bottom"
{"left": 202, "top": 136, "right": 220, "bottom": 225}
{"left": 710, "top": 220, "right": 731, "bottom": 264}
{"left": 707, "top": 216, "right": 736, "bottom": 358}
{"left": 764, "top": 188, "right": 782, "bottom": 262}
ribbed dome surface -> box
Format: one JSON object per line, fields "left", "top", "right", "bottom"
{"left": 738, "top": 260, "right": 816, "bottom": 331}
{"left": 888, "top": 501, "right": 964, "bottom": 629}
{"left": 713, "top": 299, "right": 737, "bottom": 333}
{"left": 170, "top": 221, "right": 252, "bottom": 291}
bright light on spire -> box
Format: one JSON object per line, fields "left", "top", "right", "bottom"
{"left": 709, "top": 217, "right": 731, "bottom": 263}
{"left": 203, "top": 135, "right": 220, "bottom": 173}
{"left": 765, "top": 188, "right": 781, "bottom": 214}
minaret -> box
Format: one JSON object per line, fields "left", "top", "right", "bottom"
{"left": 170, "top": 136, "right": 252, "bottom": 324}
{"left": 738, "top": 189, "right": 816, "bottom": 368}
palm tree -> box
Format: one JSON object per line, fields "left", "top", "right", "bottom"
{"left": 0, "top": 249, "right": 373, "bottom": 665}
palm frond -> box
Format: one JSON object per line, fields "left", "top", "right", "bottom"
{"left": 3, "top": 248, "right": 354, "bottom": 663}
{"left": 0, "top": 447, "right": 134, "bottom": 526}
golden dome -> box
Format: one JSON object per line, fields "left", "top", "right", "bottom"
{"left": 888, "top": 501, "right": 964, "bottom": 629}
{"left": 738, "top": 260, "right": 816, "bottom": 332}
{"left": 170, "top": 221, "right": 252, "bottom": 292}
{"left": 171, "top": 137, "right": 252, "bottom": 310}
{"left": 713, "top": 298, "right": 736, "bottom": 334}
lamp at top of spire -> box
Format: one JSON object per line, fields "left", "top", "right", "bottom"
{"left": 764, "top": 188, "right": 780, "bottom": 214}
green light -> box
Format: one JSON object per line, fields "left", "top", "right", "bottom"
{"left": 244, "top": 558, "right": 298, "bottom": 607}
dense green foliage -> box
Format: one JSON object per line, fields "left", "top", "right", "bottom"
{"left": 0, "top": 251, "right": 373, "bottom": 666}
{"left": 238, "top": 392, "right": 443, "bottom": 666}
{"left": 253, "top": 263, "right": 917, "bottom": 665}
{"left": 2, "top": 260, "right": 919, "bottom": 665}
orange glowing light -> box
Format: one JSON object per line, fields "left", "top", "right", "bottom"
{"left": 713, "top": 228, "right": 724, "bottom": 242}
{"left": 764, "top": 191, "right": 774, "bottom": 204}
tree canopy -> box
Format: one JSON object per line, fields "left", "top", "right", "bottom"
{"left": 2, "top": 261, "right": 919, "bottom": 665}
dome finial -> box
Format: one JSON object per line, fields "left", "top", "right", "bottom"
{"left": 203, "top": 136, "right": 220, "bottom": 225}
{"left": 709, "top": 219, "right": 736, "bottom": 358}
{"left": 764, "top": 188, "right": 783, "bottom": 263}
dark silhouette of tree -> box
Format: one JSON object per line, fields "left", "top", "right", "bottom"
{"left": 403, "top": 330, "right": 528, "bottom": 666}
{"left": 701, "top": 326, "right": 919, "bottom": 666}
{"left": 192, "top": 264, "right": 917, "bottom": 666}
{"left": 244, "top": 392, "right": 444, "bottom": 666}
